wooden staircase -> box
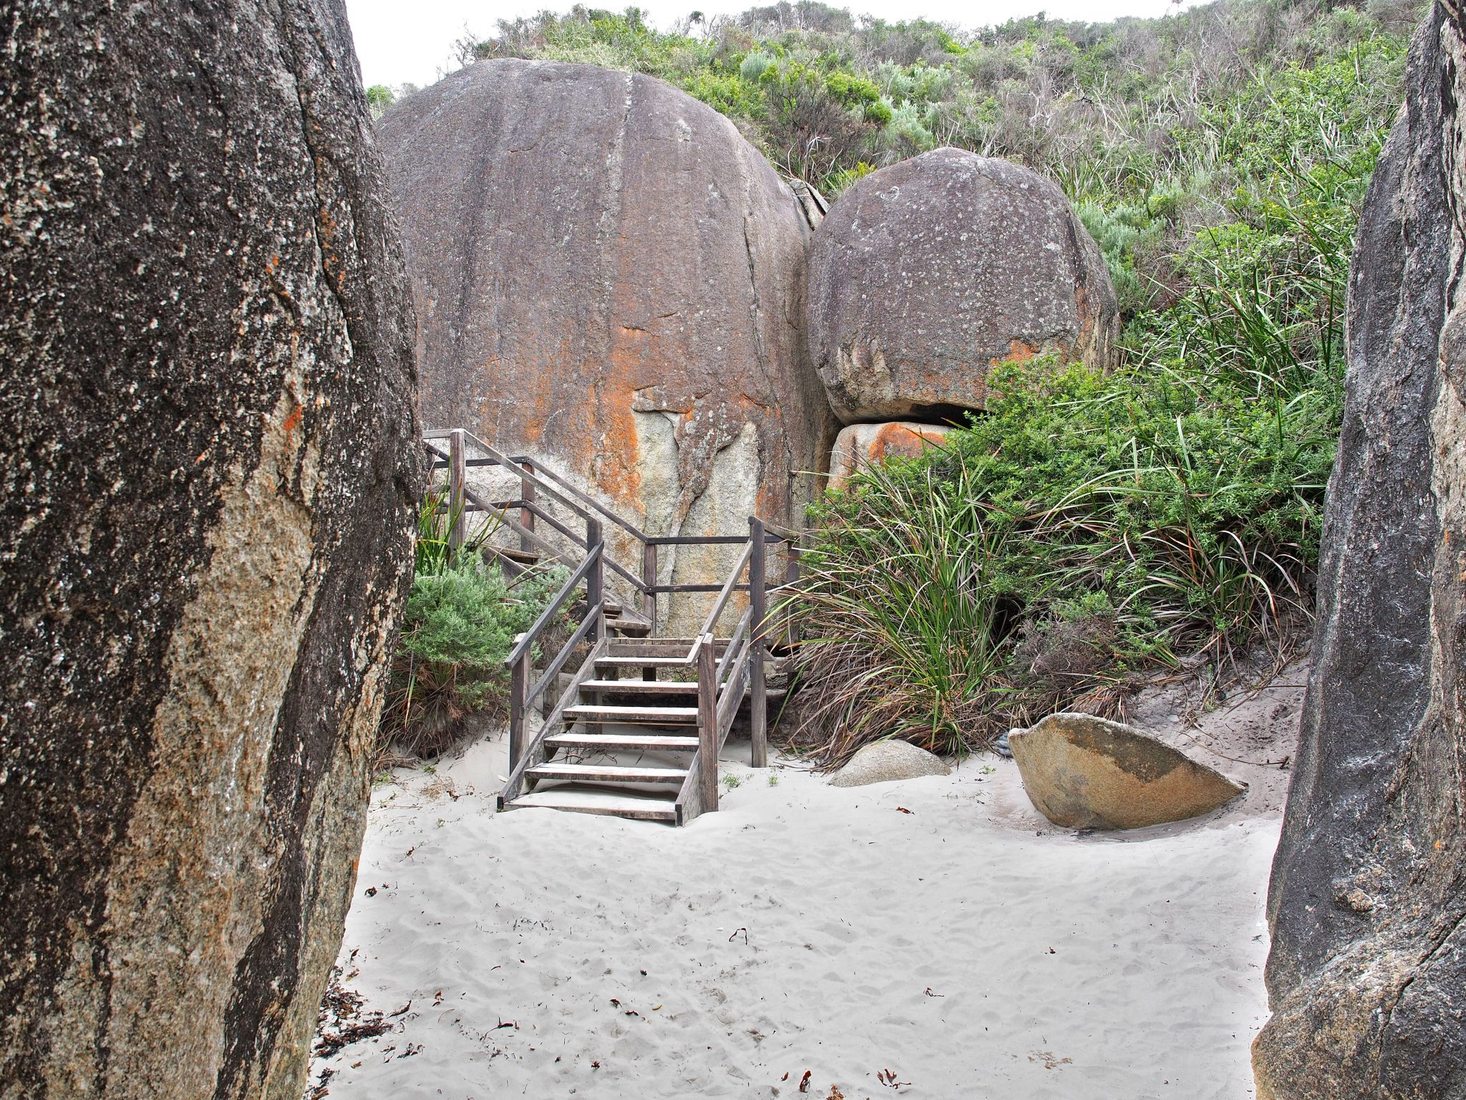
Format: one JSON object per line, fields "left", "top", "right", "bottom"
{"left": 423, "top": 428, "right": 793, "bottom": 825}
{"left": 505, "top": 638, "right": 718, "bottom": 824}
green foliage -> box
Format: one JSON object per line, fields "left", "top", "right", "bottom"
{"left": 787, "top": 338, "right": 1340, "bottom": 765}
{"left": 383, "top": 493, "right": 565, "bottom": 758}
{"left": 463, "top": 0, "right": 1419, "bottom": 241}
{"left": 366, "top": 84, "right": 395, "bottom": 119}
{"left": 780, "top": 462, "right": 1017, "bottom": 760}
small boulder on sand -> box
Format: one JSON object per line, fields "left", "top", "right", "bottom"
{"left": 830, "top": 741, "right": 950, "bottom": 787}
{"left": 1010, "top": 713, "right": 1244, "bottom": 829}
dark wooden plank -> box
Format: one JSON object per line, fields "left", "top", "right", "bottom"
{"left": 563, "top": 704, "right": 699, "bottom": 723}
{"left": 697, "top": 634, "right": 719, "bottom": 812}
{"left": 505, "top": 792, "right": 677, "bottom": 821}
{"left": 675, "top": 754, "right": 705, "bottom": 827}
{"left": 544, "top": 732, "right": 699, "bottom": 750}
{"left": 749, "top": 515, "right": 769, "bottom": 769}
{"left": 527, "top": 763, "right": 687, "bottom": 784}
{"left": 579, "top": 679, "right": 699, "bottom": 694}
{"left": 448, "top": 428, "right": 467, "bottom": 549}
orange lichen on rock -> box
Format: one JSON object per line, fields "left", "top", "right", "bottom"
{"left": 994, "top": 338, "right": 1039, "bottom": 366}
{"left": 380, "top": 60, "right": 830, "bottom": 545}
{"left": 828, "top": 422, "right": 953, "bottom": 490}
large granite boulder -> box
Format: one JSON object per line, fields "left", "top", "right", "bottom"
{"left": 0, "top": 3, "right": 419, "bottom": 1098}
{"left": 806, "top": 148, "right": 1118, "bottom": 423}
{"left": 827, "top": 421, "right": 954, "bottom": 490}
{"left": 1254, "top": 7, "right": 1466, "bottom": 1097}
{"left": 378, "top": 61, "right": 832, "bottom": 578}
{"left": 1009, "top": 714, "right": 1243, "bottom": 830}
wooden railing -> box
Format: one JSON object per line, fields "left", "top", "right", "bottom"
{"left": 423, "top": 427, "right": 797, "bottom": 630}
{"left": 497, "top": 533, "right": 612, "bottom": 809}
{"left": 678, "top": 516, "right": 769, "bottom": 820}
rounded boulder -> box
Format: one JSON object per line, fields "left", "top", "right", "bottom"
{"left": 827, "top": 421, "right": 953, "bottom": 490}
{"left": 829, "top": 740, "right": 951, "bottom": 787}
{"left": 378, "top": 60, "right": 832, "bottom": 544}
{"left": 806, "top": 148, "right": 1118, "bottom": 423}
{"left": 1010, "top": 713, "right": 1244, "bottom": 830}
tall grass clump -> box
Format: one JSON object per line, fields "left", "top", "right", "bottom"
{"left": 782, "top": 467, "right": 1016, "bottom": 760}
{"left": 382, "top": 491, "right": 565, "bottom": 759}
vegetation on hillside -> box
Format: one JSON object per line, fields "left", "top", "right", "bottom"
{"left": 392, "top": 0, "right": 1424, "bottom": 763}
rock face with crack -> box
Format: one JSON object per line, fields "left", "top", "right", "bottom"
{"left": 0, "top": 2, "right": 420, "bottom": 1097}
{"left": 377, "top": 60, "right": 832, "bottom": 596}
{"left": 1009, "top": 713, "right": 1244, "bottom": 830}
{"left": 805, "top": 147, "right": 1118, "bottom": 424}
{"left": 1254, "top": 6, "right": 1466, "bottom": 1096}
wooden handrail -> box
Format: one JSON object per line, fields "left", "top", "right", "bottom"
{"left": 426, "top": 428, "right": 653, "bottom": 543}
{"left": 425, "top": 428, "right": 803, "bottom": 634}
{"left": 716, "top": 606, "right": 752, "bottom": 685}
{"left": 685, "top": 539, "right": 754, "bottom": 663}
{"left": 526, "top": 598, "right": 604, "bottom": 710}
{"left": 506, "top": 544, "right": 600, "bottom": 667}
{"left": 501, "top": 634, "right": 610, "bottom": 806}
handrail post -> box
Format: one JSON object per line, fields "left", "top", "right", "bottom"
{"left": 520, "top": 460, "right": 536, "bottom": 556}
{"left": 448, "top": 428, "right": 467, "bottom": 549}
{"left": 641, "top": 541, "right": 657, "bottom": 626}
{"left": 697, "top": 633, "right": 719, "bottom": 812}
{"left": 509, "top": 636, "right": 528, "bottom": 774}
{"left": 586, "top": 517, "right": 604, "bottom": 646}
{"left": 748, "top": 517, "right": 768, "bottom": 769}
{"left": 782, "top": 533, "right": 803, "bottom": 649}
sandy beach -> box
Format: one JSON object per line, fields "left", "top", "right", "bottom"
{"left": 309, "top": 703, "right": 1286, "bottom": 1100}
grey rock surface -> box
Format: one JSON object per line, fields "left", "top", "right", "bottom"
{"left": 0, "top": 3, "right": 420, "bottom": 1098}
{"left": 377, "top": 61, "right": 833, "bottom": 582}
{"left": 806, "top": 148, "right": 1118, "bottom": 423}
{"left": 1254, "top": 6, "right": 1466, "bottom": 1097}
{"left": 1010, "top": 713, "right": 1243, "bottom": 830}
{"left": 829, "top": 740, "right": 951, "bottom": 787}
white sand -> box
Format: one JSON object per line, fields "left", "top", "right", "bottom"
{"left": 311, "top": 727, "right": 1280, "bottom": 1100}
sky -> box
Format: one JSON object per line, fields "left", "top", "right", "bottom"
{"left": 344, "top": 0, "right": 1193, "bottom": 90}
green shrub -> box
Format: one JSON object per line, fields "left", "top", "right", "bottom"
{"left": 382, "top": 494, "right": 565, "bottom": 759}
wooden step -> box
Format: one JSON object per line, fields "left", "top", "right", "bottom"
{"left": 579, "top": 678, "right": 698, "bottom": 694}
{"left": 595, "top": 655, "right": 695, "bottom": 670}
{"left": 607, "top": 638, "right": 726, "bottom": 656}
{"left": 544, "top": 731, "right": 700, "bottom": 751}
{"left": 604, "top": 604, "right": 653, "bottom": 637}
{"left": 608, "top": 636, "right": 704, "bottom": 649}
{"left": 527, "top": 762, "right": 687, "bottom": 784}
{"left": 483, "top": 545, "right": 540, "bottom": 565}
{"left": 563, "top": 704, "right": 699, "bottom": 724}
{"left": 504, "top": 790, "right": 677, "bottom": 822}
